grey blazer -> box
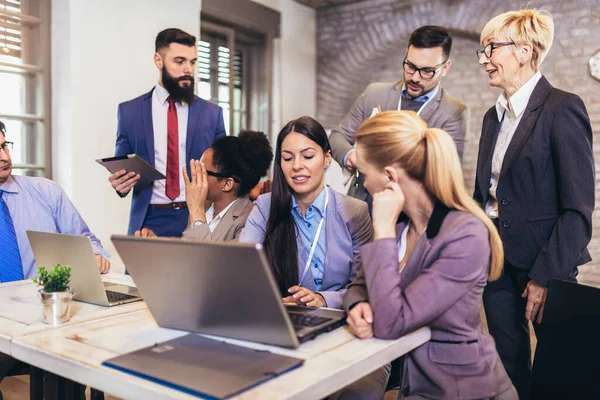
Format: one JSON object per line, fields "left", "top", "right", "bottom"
{"left": 329, "top": 81, "right": 469, "bottom": 202}
{"left": 239, "top": 189, "right": 372, "bottom": 309}
{"left": 344, "top": 203, "right": 514, "bottom": 399}
{"left": 182, "top": 195, "right": 254, "bottom": 242}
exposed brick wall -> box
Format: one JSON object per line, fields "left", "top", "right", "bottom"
{"left": 316, "top": 0, "right": 600, "bottom": 287}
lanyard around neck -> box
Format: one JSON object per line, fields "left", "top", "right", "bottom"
{"left": 299, "top": 187, "right": 329, "bottom": 285}
{"left": 397, "top": 86, "right": 436, "bottom": 116}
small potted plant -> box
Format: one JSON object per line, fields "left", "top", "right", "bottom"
{"left": 32, "top": 264, "right": 73, "bottom": 325}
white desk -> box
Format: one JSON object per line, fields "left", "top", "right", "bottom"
{"left": 11, "top": 310, "right": 430, "bottom": 399}
{"left": 0, "top": 273, "right": 145, "bottom": 355}
{"left": 3, "top": 274, "right": 431, "bottom": 399}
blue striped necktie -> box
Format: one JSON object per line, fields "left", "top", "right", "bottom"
{"left": 0, "top": 189, "right": 24, "bottom": 282}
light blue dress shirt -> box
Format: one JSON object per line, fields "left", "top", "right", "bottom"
{"left": 291, "top": 188, "right": 327, "bottom": 290}
{"left": 0, "top": 175, "right": 109, "bottom": 279}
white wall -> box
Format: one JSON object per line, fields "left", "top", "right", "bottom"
{"left": 250, "top": 0, "right": 317, "bottom": 127}
{"left": 52, "top": 0, "right": 201, "bottom": 273}
{"left": 249, "top": 0, "right": 346, "bottom": 193}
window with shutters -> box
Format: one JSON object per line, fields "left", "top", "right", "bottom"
{"left": 198, "top": 18, "right": 272, "bottom": 137}
{"left": 0, "top": 0, "right": 50, "bottom": 177}
{"left": 198, "top": 36, "right": 247, "bottom": 136}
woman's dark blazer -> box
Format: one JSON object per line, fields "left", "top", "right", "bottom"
{"left": 473, "top": 75, "right": 594, "bottom": 286}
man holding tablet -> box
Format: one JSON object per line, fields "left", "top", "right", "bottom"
{"left": 109, "top": 28, "right": 226, "bottom": 237}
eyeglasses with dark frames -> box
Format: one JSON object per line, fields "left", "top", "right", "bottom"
{"left": 206, "top": 169, "right": 240, "bottom": 183}
{"left": 402, "top": 58, "right": 448, "bottom": 80}
{"left": 0, "top": 141, "right": 14, "bottom": 153}
{"left": 476, "top": 42, "right": 515, "bottom": 60}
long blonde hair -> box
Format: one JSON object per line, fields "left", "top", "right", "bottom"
{"left": 355, "top": 111, "right": 503, "bottom": 281}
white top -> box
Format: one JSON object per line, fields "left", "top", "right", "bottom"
{"left": 397, "top": 221, "right": 411, "bottom": 264}
{"left": 205, "top": 199, "right": 237, "bottom": 232}
{"left": 485, "top": 71, "right": 542, "bottom": 218}
{"left": 150, "top": 84, "right": 189, "bottom": 204}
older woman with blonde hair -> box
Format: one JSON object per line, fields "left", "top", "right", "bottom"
{"left": 474, "top": 9, "right": 594, "bottom": 399}
{"left": 339, "top": 110, "right": 516, "bottom": 399}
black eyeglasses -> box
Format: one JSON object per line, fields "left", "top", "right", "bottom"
{"left": 206, "top": 169, "right": 240, "bottom": 183}
{"left": 0, "top": 141, "right": 13, "bottom": 153}
{"left": 403, "top": 58, "right": 448, "bottom": 80}
{"left": 476, "top": 42, "right": 515, "bottom": 60}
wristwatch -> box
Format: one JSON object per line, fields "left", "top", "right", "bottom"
{"left": 189, "top": 220, "right": 205, "bottom": 229}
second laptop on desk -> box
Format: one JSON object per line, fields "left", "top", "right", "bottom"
{"left": 27, "top": 231, "right": 142, "bottom": 307}
{"left": 111, "top": 235, "right": 346, "bottom": 349}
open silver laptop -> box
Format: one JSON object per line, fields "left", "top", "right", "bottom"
{"left": 27, "top": 231, "right": 142, "bottom": 307}
{"left": 111, "top": 235, "right": 346, "bottom": 348}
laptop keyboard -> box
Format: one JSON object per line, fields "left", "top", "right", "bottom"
{"left": 288, "top": 312, "right": 333, "bottom": 330}
{"left": 106, "top": 290, "right": 138, "bottom": 303}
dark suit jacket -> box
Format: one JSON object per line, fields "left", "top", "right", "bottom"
{"left": 343, "top": 204, "right": 513, "bottom": 399}
{"left": 329, "top": 81, "right": 469, "bottom": 202}
{"left": 115, "top": 88, "right": 226, "bottom": 234}
{"left": 473, "top": 76, "right": 594, "bottom": 286}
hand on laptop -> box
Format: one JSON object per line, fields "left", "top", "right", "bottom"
{"left": 109, "top": 169, "right": 140, "bottom": 196}
{"left": 282, "top": 286, "right": 326, "bottom": 308}
{"left": 347, "top": 302, "right": 373, "bottom": 339}
{"left": 134, "top": 228, "right": 157, "bottom": 238}
{"left": 95, "top": 255, "right": 111, "bottom": 274}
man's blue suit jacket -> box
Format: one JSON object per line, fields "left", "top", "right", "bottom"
{"left": 115, "top": 88, "right": 226, "bottom": 234}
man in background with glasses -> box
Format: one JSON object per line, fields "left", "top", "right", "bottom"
{"left": 330, "top": 25, "right": 468, "bottom": 206}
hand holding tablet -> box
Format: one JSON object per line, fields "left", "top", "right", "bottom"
{"left": 97, "top": 154, "right": 166, "bottom": 195}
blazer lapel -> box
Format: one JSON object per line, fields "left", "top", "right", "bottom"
{"left": 211, "top": 196, "right": 251, "bottom": 240}
{"left": 382, "top": 81, "right": 403, "bottom": 111}
{"left": 500, "top": 76, "right": 552, "bottom": 177}
{"left": 186, "top": 97, "right": 200, "bottom": 163}
{"left": 401, "top": 237, "right": 431, "bottom": 285}
{"left": 417, "top": 86, "right": 443, "bottom": 122}
{"left": 477, "top": 115, "right": 501, "bottom": 204}
{"left": 142, "top": 90, "right": 155, "bottom": 164}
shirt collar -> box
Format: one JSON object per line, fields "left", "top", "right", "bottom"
{"left": 216, "top": 199, "right": 237, "bottom": 220}
{"left": 292, "top": 187, "right": 327, "bottom": 217}
{"left": 206, "top": 199, "right": 237, "bottom": 223}
{"left": 154, "top": 84, "right": 171, "bottom": 106}
{"left": 495, "top": 71, "right": 542, "bottom": 122}
{"left": 401, "top": 83, "right": 439, "bottom": 103}
{"left": 0, "top": 175, "right": 19, "bottom": 194}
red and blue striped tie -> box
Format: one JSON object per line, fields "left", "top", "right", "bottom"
{"left": 0, "top": 189, "right": 24, "bottom": 282}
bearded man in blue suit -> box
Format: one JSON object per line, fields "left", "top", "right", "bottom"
{"left": 109, "top": 28, "right": 226, "bottom": 236}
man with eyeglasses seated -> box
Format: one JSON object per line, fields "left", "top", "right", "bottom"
{"left": 0, "top": 120, "right": 110, "bottom": 397}
{"left": 0, "top": 121, "right": 110, "bottom": 280}
{"left": 329, "top": 25, "right": 468, "bottom": 205}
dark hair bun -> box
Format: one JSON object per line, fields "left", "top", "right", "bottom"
{"left": 211, "top": 130, "right": 274, "bottom": 196}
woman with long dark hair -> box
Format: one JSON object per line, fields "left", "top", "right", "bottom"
{"left": 239, "top": 116, "right": 372, "bottom": 309}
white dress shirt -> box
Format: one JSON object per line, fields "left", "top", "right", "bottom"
{"left": 204, "top": 200, "right": 237, "bottom": 232}
{"left": 485, "top": 71, "right": 542, "bottom": 218}
{"left": 150, "top": 84, "right": 189, "bottom": 204}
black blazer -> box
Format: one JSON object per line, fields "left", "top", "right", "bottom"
{"left": 474, "top": 76, "right": 594, "bottom": 287}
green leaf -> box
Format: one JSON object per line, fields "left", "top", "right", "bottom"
{"left": 31, "top": 264, "right": 71, "bottom": 293}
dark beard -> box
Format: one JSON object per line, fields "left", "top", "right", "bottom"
{"left": 162, "top": 66, "right": 195, "bottom": 104}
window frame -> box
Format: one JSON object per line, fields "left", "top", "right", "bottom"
{"left": 0, "top": 0, "right": 51, "bottom": 177}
